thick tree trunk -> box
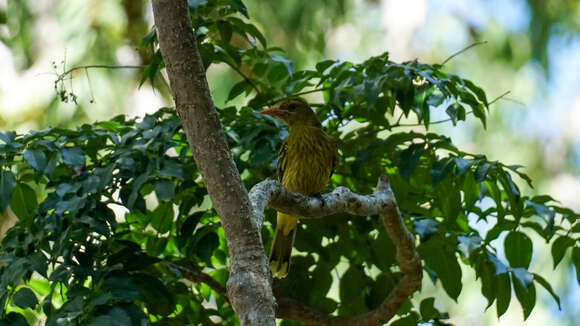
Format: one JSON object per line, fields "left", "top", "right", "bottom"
{"left": 151, "top": 1, "right": 275, "bottom": 325}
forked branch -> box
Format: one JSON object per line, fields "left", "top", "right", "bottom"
{"left": 248, "top": 176, "right": 422, "bottom": 325}
{"left": 179, "top": 177, "right": 421, "bottom": 325}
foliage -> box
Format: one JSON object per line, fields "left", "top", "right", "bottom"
{"left": 0, "top": 0, "right": 579, "bottom": 325}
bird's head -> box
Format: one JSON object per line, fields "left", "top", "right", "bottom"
{"left": 260, "top": 98, "right": 321, "bottom": 128}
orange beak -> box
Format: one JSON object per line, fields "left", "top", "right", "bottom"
{"left": 260, "top": 107, "right": 286, "bottom": 116}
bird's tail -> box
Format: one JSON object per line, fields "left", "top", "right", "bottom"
{"left": 269, "top": 213, "right": 297, "bottom": 278}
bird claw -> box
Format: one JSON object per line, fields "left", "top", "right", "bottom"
{"left": 313, "top": 193, "right": 326, "bottom": 207}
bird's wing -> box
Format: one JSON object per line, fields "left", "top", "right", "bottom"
{"left": 277, "top": 139, "right": 288, "bottom": 182}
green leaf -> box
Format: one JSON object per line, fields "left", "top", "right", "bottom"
{"left": 106, "top": 306, "right": 133, "bottom": 326}
{"left": 364, "top": 77, "right": 382, "bottom": 108}
{"left": 399, "top": 143, "right": 425, "bottom": 182}
{"left": 445, "top": 103, "right": 460, "bottom": 125}
{"left": 155, "top": 180, "right": 175, "bottom": 202}
{"left": 339, "top": 266, "right": 370, "bottom": 314}
{"left": 158, "top": 160, "right": 186, "bottom": 179}
{"left": 315, "top": 59, "right": 336, "bottom": 73}
{"left": 511, "top": 268, "right": 533, "bottom": 290}
{"left": 551, "top": 235, "right": 574, "bottom": 268}
{"left": 23, "top": 149, "right": 46, "bottom": 173}
{"left": 513, "top": 273, "right": 536, "bottom": 320}
{"left": 56, "top": 183, "right": 81, "bottom": 197}
{"left": 196, "top": 232, "right": 219, "bottom": 265}
{"left": 140, "top": 50, "right": 164, "bottom": 85}
{"left": 431, "top": 157, "right": 454, "bottom": 184}
{"left": 474, "top": 161, "right": 492, "bottom": 182}
{"left": 227, "top": 80, "right": 252, "bottom": 101}
{"left": 504, "top": 231, "right": 533, "bottom": 268}
{"left": 62, "top": 147, "right": 85, "bottom": 167}
{"left": 0, "top": 171, "right": 16, "bottom": 211}
{"left": 413, "top": 219, "right": 438, "bottom": 242}
{"left": 10, "top": 183, "right": 37, "bottom": 221}
{"left": 13, "top": 287, "right": 38, "bottom": 309}
{"left": 271, "top": 55, "right": 293, "bottom": 76}
{"left": 146, "top": 236, "right": 168, "bottom": 257}
{"left": 0, "top": 312, "right": 29, "bottom": 326}
{"left": 532, "top": 273, "right": 560, "bottom": 309}
{"left": 230, "top": 0, "right": 249, "bottom": 18}
{"left": 139, "top": 28, "right": 157, "bottom": 48}
{"left": 526, "top": 200, "right": 555, "bottom": 224}
{"left": 420, "top": 297, "right": 444, "bottom": 320}
{"left": 487, "top": 253, "right": 507, "bottom": 274}
{"left": 500, "top": 171, "right": 522, "bottom": 219}
{"left": 463, "top": 79, "right": 488, "bottom": 104}
{"left": 178, "top": 212, "right": 204, "bottom": 248}
{"left": 457, "top": 235, "right": 481, "bottom": 258}
{"left": 150, "top": 202, "right": 174, "bottom": 234}
{"left": 454, "top": 157, "right": 473, "bottom": 176}
{"left": 103, "top": 275, "right": 140, "bottom": 302}
{"left": 418, "top": 238, "right": 462, "bottom": 301}
{"left": 475, "top": 254, "right": 497, "bottom": 308}
{"left": 572, "top": 247, "right": 580, "bottom": 285}
{"left": 0, "top": 131, "right": 16, "bottom": 144}
{"left": 366, "top": 272, "right": 398, "bottom": 310}
{"left": 88, "top": 316, "right": 112, "bottom": 326}
{"left": 217, "top": 20, "right": 233, "bottom": 43}
{"left": 496, "top": 272, "right": 511, "bottom": 318}
{"left": 134, "top": 274, "right": 175, "bottom": 316}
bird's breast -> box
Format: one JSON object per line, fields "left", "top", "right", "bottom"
{"left": 281, "top": 129, "right": 336, "bottom": 195}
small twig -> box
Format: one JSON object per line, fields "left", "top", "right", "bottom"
{"left": 498, "top": 96, "right": 525, "bottom": 106}
{"left": 292, "top": 87, "right": 331, "bottom": 98}
{"left": 266, "top": 88, "right": 331, "bottom": 108}
{"left": 441, "top": 41, "right": 488, "bottom": 66}
{"left": 55, "top": 64, "right": 146, "bottom": 84}
{"left": 395, "top": 111, "right": 405, "bottom": 125}
{"left": 168, "top": 262, "right": 230, "bottom": 303}
{"left": 488, "top": 90, "right": 511, "bottom": 106}
{"left": 227, "top": 64, "right": 262, "bottom": 97}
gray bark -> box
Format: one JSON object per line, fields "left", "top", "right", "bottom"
{"left": 250, "top": 176, "right": 422, "bottom": 325}
{"left": 151, "top": 1, "right": 275, "bottom": 325}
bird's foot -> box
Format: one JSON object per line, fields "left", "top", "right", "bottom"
{"left": 313, "top": 193, "right": 326, "bottom": 207}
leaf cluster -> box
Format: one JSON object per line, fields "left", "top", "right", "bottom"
{"left": 0, "top": 110, "right": 235, "bottom": 325}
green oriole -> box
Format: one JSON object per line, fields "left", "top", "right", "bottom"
{"left": 261, "top": 98, "right": 338, "bottom": 278}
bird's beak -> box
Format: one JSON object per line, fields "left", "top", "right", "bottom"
{"left": 260, "top": 107, "right": 286, "bottom": 116}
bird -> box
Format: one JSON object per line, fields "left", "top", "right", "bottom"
{"left": 261, "top": 98, "right": 338, "bottom": 278}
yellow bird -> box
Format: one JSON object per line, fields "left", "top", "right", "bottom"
{"left": 261, "top": 98, "right": 338, "bottom": 278}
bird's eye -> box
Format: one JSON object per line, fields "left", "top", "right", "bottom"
{"left": 288, "top": 104, "right": 296, "bottom": 111}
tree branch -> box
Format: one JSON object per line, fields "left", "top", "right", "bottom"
{"left": 151, "top": 1, "right": 275, "bottom": 325}
{"left": 249, "top": 176, "right": 422, "bottom": 325}
{"left": 54, "top": 64, "right": 146, "bottom": 84}
{"left": 167, "top": 262, "right": 230, "bottom": 303}
{"left": 441, "top": 41, "right": 488, "bottom": 66}
{"left": 178, "top": 177, "right": 421, "bottom": 325}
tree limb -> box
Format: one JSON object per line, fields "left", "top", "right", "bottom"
{"left": 151, "top": 1, "right": 275, "bottom": 325}
{"left": 184, "top": 177, "right": 422, "bottom": 325}
{"left": 250, "top": 176, "right": 422, "bottom": 325}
